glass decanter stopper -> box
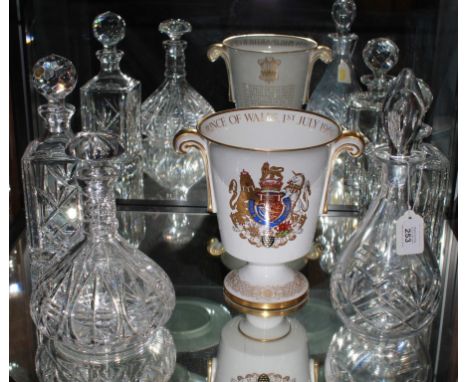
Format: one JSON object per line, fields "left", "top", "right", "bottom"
{"left": 325, "top": 327, "right": 431, "bottom": 382}
{"left": 36, "top": 327, "right": 176, "bottom": 382}
{"left": 330, "top": 69, "right": 441, "bottom": 340}
{"left": 307, "top": 0, "right": 361, "bottom": 127}
{"left": 30, "top": 132, "right": 175, "bottom": 362}
{"left": 142, "top": 19, "right": 214, "bottom": 201}
{"left": 22, "top": 54, "right": 82, "bottom": 287}
{"left": 80, "top": 11, "right": 143, "bottom": 201}
{"left": 347, "top": 38, "right": 399, "bottom": 143}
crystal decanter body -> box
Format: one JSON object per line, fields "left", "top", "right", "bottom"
{"left": 22, "top": 55, "right": 82, "bottom": 285}
{"left": 330, "top": 70, "right": 441, "bottom": 340}
{"left": 325, "top": 326, "right": 431, "bottom": 382}
{"left": 80, "top": 11, "right": 143, "bottom": 201}
{"left": 142, "top": 19, "right": 214, "bottom": 199}
{"left": 307, "top": 0, "right": 361, "bottom": 127}
{"left": 330, "top": 148, "right": 441, "bottom": 339}
{"left": 30, "top": 132, "right": 175, "bottom": 361}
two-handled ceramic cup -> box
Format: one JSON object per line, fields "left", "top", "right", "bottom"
{"left": 174, "top": 108, "right": 364, "bottom": 265}
{"left": 207, "top": 34, "right": 332, "bottom": 108}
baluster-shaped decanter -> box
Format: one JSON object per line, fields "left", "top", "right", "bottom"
{"left": 307, "top": 0, "right": 361, "bottom": 127}
{"left": 80, "top": 11, "right": 143, "bottom": 201}
{"left": 22, "top": 55, "right": 82, "bottom": 286}
{"left": 330, "top": 69, "right": 441, "bottom": 340}
{"left": 142, "top": 19, "right": 214, "bottom": 200}
{"left": 325, "top": 327, "right": 431, "bottom": 382}
{"left": 30, "top": 132, "right": 175, "bottom": 362}
{"left": 347, "top": 38, "right": 399, "bottom": 143}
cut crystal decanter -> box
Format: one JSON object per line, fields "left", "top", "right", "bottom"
{"left": 347, "top": 38, "right": 399, "bottom": 143}
{"left": 36, "top": 327, "right": 176, "bottom": 382}
{"left": 80, "top": 11, "right": 143, "bottom": 201}
{"left": 413, "top": 125, "right": 450, "bottom": 258}
{"left": 330, "top": 69, "right": 441, "bottom": 340}
{"left": 22, "top": 54, "right": 82, "bottom": 286}
{"left": 30, "top": 132, "right": 175, "bottom": 361}
{"left": 325, "top": 327, "right": 431, "bottom": 382}
{"left": 142, "top": 19, "right": 214, "bottom": 200}
{"left": 306, "top": 0, "right": 361, "bottom": 127}
{"left": 367, "top": 74, "right": 450, "bottom": 258}
{"left": 81, "top": 11, "right": 145, "bottom": 247}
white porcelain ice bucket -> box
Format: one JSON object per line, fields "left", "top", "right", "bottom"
{"left": 174, "top": 108, "right": 364, "bottom": 266}
{"left": 207, "top": 34, "right": 332, "bottom": 108}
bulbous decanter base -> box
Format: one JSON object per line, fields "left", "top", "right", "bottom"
{"left": 142, "top": 79, "right": 214, "bottom": 195}
{"left": 330, "top": 151, "right": 441, "bottom": 340}
{"left": 36, "top": 327, "right": 176, "bottom": 381}
{"left": 31, "top": 235, "right": 175, "bottom": 362}
{"left": 325, "top": 327, "right": 431, "bottom": 382}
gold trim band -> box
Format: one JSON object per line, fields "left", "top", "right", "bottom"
{"left": 224, "top": 288, "right": 308, "bottom": 314}
{"left": 196, "top": 106, "right": 342, "bottom": 152}
{"left": 237, "top": 320, "right": 292, "bottom": 343}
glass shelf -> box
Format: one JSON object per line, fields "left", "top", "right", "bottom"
{"left": 9, "top": 207, "right": 457, "bottom": 382}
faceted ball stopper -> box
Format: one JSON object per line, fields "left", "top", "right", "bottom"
{"left": 363, "top": 38, "right": 399, "bottom": 78}
{"left": 93, "top": 11, "right": 126, "bottom": 48}
{"left": 66, "top": 132, "right": 125, "bottom": 162}
{"left": 159, "top": 19, "right": 192, "bottom": 40}
{"left": 382, "top": 68, "right": 426, "bottom": 156}
{"left": 331, "top": 0, "right": 356, "bottom": 34}
{"left": 32, "top": 54, "right": 77, "bottom": 102}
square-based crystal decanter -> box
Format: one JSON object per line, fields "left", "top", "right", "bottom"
{"left": 81, "top": 11, "right": 146, "bottom": 247}
{"left": 22, "top": 55, "right": 83, "bottom": 286}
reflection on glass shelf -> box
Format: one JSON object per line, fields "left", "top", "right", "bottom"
{"left": 9, "top": 210, "right": 456, "bottom": 382}
{"left": 36, "top": 327, "right": 176, "bottom": 382}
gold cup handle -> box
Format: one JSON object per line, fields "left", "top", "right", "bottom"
{"left": 173, "top": 129, "right": 217, "bottom": 213}
{"left": 207, "top": 43, "right": 235, "bottom": 103}
{"left": 319, "top": 131, "right": 366, "bottom": 214}
{"left": 303, "top": 45, "right": 333, "bottom": 103}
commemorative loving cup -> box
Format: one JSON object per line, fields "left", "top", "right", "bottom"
{"left": 174, "top": 108, "right": 364, "bottom": 266}
{"left": 207, "top": 34, "right": 332, "bottom": 108}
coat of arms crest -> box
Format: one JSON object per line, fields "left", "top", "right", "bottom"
{"left": 228, "top": 162, "right": 311, "bottom": 248}
{"left": 258, "top": 57, "right": 281, "bottom": 83}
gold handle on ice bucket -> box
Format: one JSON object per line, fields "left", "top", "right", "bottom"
{"left": 320, "top": 131, "right": 366, "bottom": 214}
{"left": 207, "top": 43, "right": 235, "bottom": 103}
{"left": 303, "top": 45, "right": 333, "bottom": 103}
{"left": 173, "top": 129, "right": 216, "bottom": 213}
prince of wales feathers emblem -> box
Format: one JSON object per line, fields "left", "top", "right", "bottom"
{"left": 229, "top": 162, "right": 311, "bottom": 248}
{"left": 258, "top": 57, "right": 281, "bottom": 83}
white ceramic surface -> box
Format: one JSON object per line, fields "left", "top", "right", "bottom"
{"left": 175, "top": 108, "right": 364, "bottom": 265}
{"left": 213, "top": 316, "right": 310, "bottom": 382}
{"left": 208, "top": 34, "right": 332, "bottom": 108}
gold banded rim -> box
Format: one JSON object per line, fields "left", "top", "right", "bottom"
{"left": 237, "top": 320, "right": 292, "bottom": 343}
{"left": 194, "top": 106, "right": 343, "bottom": 152}
{"left": 222, "top": 33, "right": 318, "bottom": 54}
{"left": 224, "top": 288, "right": 309, "bottom": 316}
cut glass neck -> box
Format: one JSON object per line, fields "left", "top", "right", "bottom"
{"left": 376, "top": 149, "right": 424, "bottom": 207}
{"left": 329, "top": 33, "right": 357, "bottom": 58}
{"left": 38, "top": 103, "right": 75, "bottom": 135}
{"left": 97, "top": 48, "right": 124, "bottom": 74}
{"left": 79, "top": 169, "right": 118, "bottom": 240}
{"left": 163, "top": 40, "right": 187, "bottom": 80}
